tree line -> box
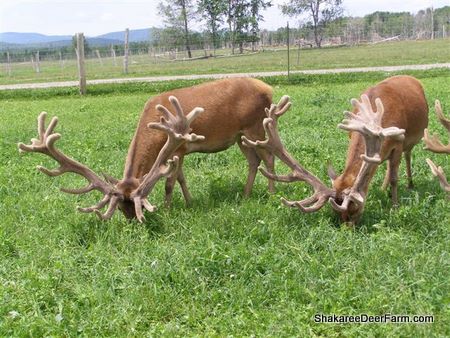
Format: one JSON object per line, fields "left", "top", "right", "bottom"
{"left": 155, "top": 0, "right": 449, "bottom": 53}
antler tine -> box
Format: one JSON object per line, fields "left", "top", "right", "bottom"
{"left": 155, "top": 104, "right": 176, "bottom": 124}
{"left": 169, "top": 95, "right": 186, "bottom": 119}
{"left": 423, "top": 101, "right": 450, "bottom": 154}
{"left": 426, "top": 159, "right": 450, "bottom": 195}
{"left": 60, "top": 183, "right": 95, "bottom": 194}
{"left": 131, "top": 96, "right": 205, "bottom": 223}
{"left": 243, "top": 95, "right": 335, "bottom": 213}
{"left": 423, "top": 101, "right": 450, "bottom": 198}
{"left": 94, "top": 196, "right": 120, "bottom": 220}
{"left": 241, "top": 96, "right": 289, "bottom": 152}
{"left": 258, "top": 166, "right": 301, "bottom": 183}
{"left": 19, "top": 112, "right": 120, "bottom": 220}
{"left": 435, "top": 100, "right": 450, "bottom": 133}
{"left": 38, "top": 112, "right": 47, "bottom": 138}
{"left": 272, "top": 95, "right": 291, "bottom": 117}
{"left": 77, "top": 194, "right": 111, "bottom": 213}
{"left": 282, "top": 193, "right": 331, "bottom": 213}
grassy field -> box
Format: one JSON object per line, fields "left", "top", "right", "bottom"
{"left": 1, "top": 39, "right": 449, "bottom": 85}
{"left": 0, "top": 70, "right": 449, "bottom": 336}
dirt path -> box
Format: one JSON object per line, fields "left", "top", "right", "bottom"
{"left": 1, "top": 63, "right": 449, "bottom": 91}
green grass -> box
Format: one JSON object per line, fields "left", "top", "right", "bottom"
{"left": 0, "top": 71, "right": 449, "bottom": 336}
{"left": 1, "top": 39, "right": 449, "bottom": 85}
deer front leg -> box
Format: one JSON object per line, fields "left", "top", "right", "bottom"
{"left": 387, "top": 148, "right": 402, "bottom": 206}
{"left": 382, "top": 160, "right": 391, "bottom": 191}
{"left": 164, "top": 170, "right": 178, "bottom": 208}
{"left": 164, "top": 155, "right": 191, "bottom": 207}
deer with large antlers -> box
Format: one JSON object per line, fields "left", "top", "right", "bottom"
{"left": 423, "top": 100, "right": 450, "bottom": 198}
{"left": 19, "top": 78, "right": 275, "bottom": 222}
{"left": 243, "top": 75, "right": 429, "bottom": 224}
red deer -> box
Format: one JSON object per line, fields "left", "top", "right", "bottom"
{"left": 423, "top": 100, "right": 450, "bottom": 197}
{"left": 19, "top": 78, "right": 275, "bottom": 222}
{"left": 243, "top": 75, "right": 429, "bottom": 224}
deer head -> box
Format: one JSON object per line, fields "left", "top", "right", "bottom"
{"left": 18, "top": 96, "right": 205, "bottom": 222}
{"left": 242, "top": 95, "right": 405, "bottom": 224}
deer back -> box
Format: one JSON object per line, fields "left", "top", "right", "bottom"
{"left": 123, "top": 78, "right": 273, "bottom": 180}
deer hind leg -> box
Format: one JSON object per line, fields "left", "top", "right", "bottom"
{"left": 404, "top": 150, "right": 413, "bottom": 189}
{"left": 177, "top": 165, "right": 193, "bottom": 206}
{"left": 238, "top": 142, "right": 261, "bottom": 197}
{"left": 256, "top": 148, "right": 275, "bottom": 193}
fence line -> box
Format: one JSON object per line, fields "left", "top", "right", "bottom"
{"left": 1, "top": 26, "right": 449, "bottom": 92}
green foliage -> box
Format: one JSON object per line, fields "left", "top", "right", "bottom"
{"left": 0, "top": 71, "right": 449, "bottom": 336}
{"left": 158, "top": 0, "right": 197, "bottom": 57}
{"left": 281, "top": 0, "right": 343, "bottom": 46}
{"left": 71, "top": 34, "right": 91, "bottom": 55}
{"left": 197, "top": 0, "right": 227, "bottom": 50}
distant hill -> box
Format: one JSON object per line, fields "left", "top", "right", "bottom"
{"left": 0, "top": 28, "right": 153, "bottom": 50}
{"left": 96, "top": 28, "right": 152, "bottom": 42}
{"left": 0, "top": 32, "right": 73, "bottom": 45}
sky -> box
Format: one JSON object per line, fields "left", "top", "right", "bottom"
{"left": 0, "top": 0, "right": 447, "bottom": 36}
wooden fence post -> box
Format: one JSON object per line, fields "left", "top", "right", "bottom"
{"left": 123, "top": 28, "right": 129, "bottom": 74}
{"left": 35, "top": 51, "right": 40, "bottom": 73}
{"left": 111, "top": 45, "right": 117, "bottom": 66}
{"left": 59, "top": 51, "right": 64, "bottom": 71}
{"left": 6, "top": 51, "right": 11, "bottom": 76}
{"left": 76, "top": 32, "right": 86, "bottom": 95}
{"left": 95, "top": 49, "right": 103, "bottom": 66}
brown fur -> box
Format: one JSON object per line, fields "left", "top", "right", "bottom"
{"left": 119, "top": 77, "right": 275, "bottom": 208}
{"left": 333, "top": 75, "right": 428, "bottom": 222}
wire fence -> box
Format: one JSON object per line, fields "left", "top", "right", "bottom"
{"left": 1, "top": 26, "right": 449, "bottom": 86}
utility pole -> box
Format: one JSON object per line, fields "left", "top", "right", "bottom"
{"left": 123, "top": 28, "right": 129, "bottom": 74}
{"left": 431, "top": 6, "right": 434, "bottom": 40}
{"left": 287, "top": 22, "right": 290, "bottom": 79}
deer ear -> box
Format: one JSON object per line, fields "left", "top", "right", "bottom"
{"left": 327, "top": 161, "right": 338, "bottom": 182}
{"left": 102, "top": 172, "right": 119, "bottom": 185}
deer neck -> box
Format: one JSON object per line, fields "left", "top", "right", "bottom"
{"left": 335, "top": 132, "right": 378, "bottom": 197}
{"left": 123, "top": 128, "right": 167, "bottom": 181}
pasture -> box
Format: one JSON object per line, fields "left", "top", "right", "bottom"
{"left": 1, "top": 39, "right": 449, "bottom": 85}
{"left": 0, "top": 70, "right": 449, "bottom": 336}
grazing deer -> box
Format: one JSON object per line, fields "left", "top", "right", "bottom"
{"left": 243, "top": 75, "right": 429, "bottom": 224}
{"left": 19, "top": 78, "right": 275, "bottom": 222}
{"left": 423, "top": 100, "right": 450, "bottom": 197}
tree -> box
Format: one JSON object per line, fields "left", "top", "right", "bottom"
{"left": 158, "top": 0, "right": 196, "bottom": 58}
{"left": 226, "top": 0, "right": 256, "bottom": 54}
{"left": 226, "top": 0, "right": 248, "bottom": 54}
{"left": 281, "top": 0, "right": 343, "bottom": 47}
{"left": 197, "top": 0, "right": 227, "bottom": 55}
{"left": 249, "top": 0, "right": 272, "bottom": 51}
